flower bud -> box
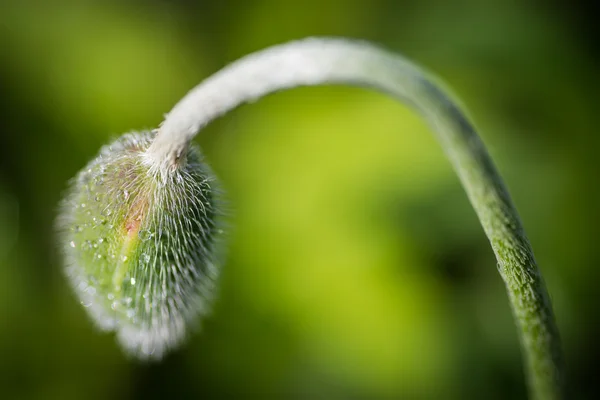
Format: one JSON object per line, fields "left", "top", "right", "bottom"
{"left": 56, "top": 131, "right": 221, "bottom": 359}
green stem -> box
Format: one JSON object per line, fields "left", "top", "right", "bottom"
{"left": 149, "top": 37, "right": 564, "bottom": 398}
{"left": 421, "top": 80, "right": 565, "bottom": 400}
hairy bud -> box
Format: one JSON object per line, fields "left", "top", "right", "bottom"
{"left": 56, "top": 131, "right": 221, "bottom": 360}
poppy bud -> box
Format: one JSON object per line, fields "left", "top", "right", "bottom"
{"left": 56, "top": 131, "right": 221, "bottom": 359}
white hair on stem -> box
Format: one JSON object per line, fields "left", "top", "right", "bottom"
{"left": 145, "top": 37, "right": 564, "bottom": 399}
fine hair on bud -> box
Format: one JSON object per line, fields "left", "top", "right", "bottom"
{"left": 56, "top": 131, "right": 222, "bottom": 360}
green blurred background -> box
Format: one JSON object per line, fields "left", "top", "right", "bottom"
{"left": 1, "top": 0, "right": 598, "bottom": 399}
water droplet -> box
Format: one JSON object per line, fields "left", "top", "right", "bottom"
{"left": 123, "top": 190, "right": 130, "bottom": 200}
{"left": 81, "top": 203, "right": 86, "bottom": 208}
{"left": 74, "top": 225, "right": 83, "bottom": 232}
{"left": 95, "top": 195, "right": 101, "bottom": 202}
{"left": 126, "top": 309, "right": 136, "bottom": 318}
{"left": 69, "top": 241, "right": 76, "bottom": 248}
{"left": 138, "top": 230, "right": 152, "bottom": 241}
{"left": 121, "top": 255, "right": 128, "bottom": 262}
{"left": 107, "top": 293, "right": 115, "bottom": 300}
{"left": 98, "top": 238, "right": 104, "bottom": 244}
{"left": 96, "top": 254, "right": 102, "bottom": 259}
{"left": 141, "top": 253, "right": 151, "bottom": 263}
{"left": 111, "top": 301, "right": 118, "bottom": 311}
{"left": 130, "top": 277, "right": 136, "bottom": 285}
{"left": 81, "top": 301, "right": 92, "bottom": 308}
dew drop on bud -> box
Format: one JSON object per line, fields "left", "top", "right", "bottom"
{"left": 138, "top": 230, "right": 152, "bottom": 241}
{"left": 56, "top": 131, "right": 223, "bottom": 360}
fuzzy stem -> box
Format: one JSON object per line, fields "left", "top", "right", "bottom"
{"left": 147, "top": 37, "right": 564, "bottom": 399}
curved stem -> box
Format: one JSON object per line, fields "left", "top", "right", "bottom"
{"left": 147, "top": 37, "right": 564, "bottom": 399}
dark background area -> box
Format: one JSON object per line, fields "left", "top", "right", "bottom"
{"left": 1, "top": 0, "right": 598, "bottom": 399}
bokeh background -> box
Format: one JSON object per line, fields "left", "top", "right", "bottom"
{"left": 1, "top": 0, "right": 598, "bottom": 399}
